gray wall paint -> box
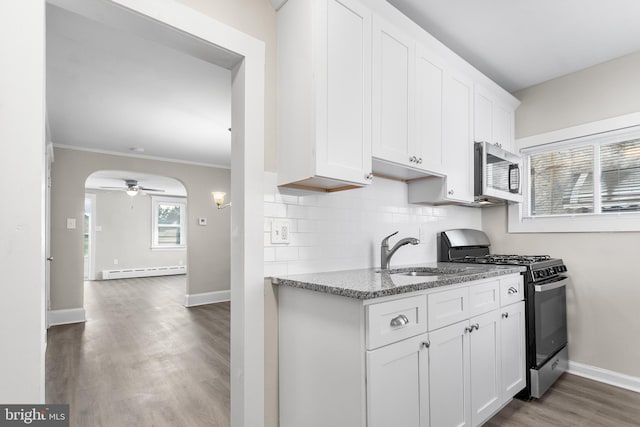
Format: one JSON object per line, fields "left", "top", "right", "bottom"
{"left": 482, "top": 51, "right": 640, "bottom": 378}
{"left": 51, "top": 147, "right": 230, "bottom": 310}
{"left": 90, "top": 190, "right": 187, "bottom": 275}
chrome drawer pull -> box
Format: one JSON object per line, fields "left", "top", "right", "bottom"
{"left": 390, "top": 314, "right": 409, "bottom": 327}
{"left": 421, "top": 340, "right": 430, "bottom": 349}
{"left": 502, "top": 312, "right": 509, "bottom": 319}
{"left": 472, "top": 323, "right": 480, "bottom": 331}
{"left": 508, "top": 286, "right": 518, "bottom": 294}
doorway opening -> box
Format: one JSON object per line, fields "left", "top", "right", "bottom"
{"left": 44, "top": 0, "right": 265, "bottom": 423}
{"left": 84, "top": 170, "right": 189, "bottom": 287}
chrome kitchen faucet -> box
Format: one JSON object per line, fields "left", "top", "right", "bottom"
{"left": 380, "top": 231, "right": 419, "bottom": 270}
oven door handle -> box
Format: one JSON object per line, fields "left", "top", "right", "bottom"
{"left": 534, "top": 276, "right": 570, "bottom": 293}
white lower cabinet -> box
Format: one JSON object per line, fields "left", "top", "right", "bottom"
{"left": 429, "top": 320, "right": 471, "bottom": 427}
{"left": 278, "top": 274, "right": 525, "bottom": 427}
{"left": 469, "top": 310, "right": 502, "bottom": 426}
{"left": 500, "top": 301, "right": 526, "bottom": 401}
{"left": 366, "top": 333, "right": 430, "bottom": 427}
{"left": 428, "top": 310, "right": 501, "bottom": 427}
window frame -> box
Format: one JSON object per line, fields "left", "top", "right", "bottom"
{"left": 508, "top": 112, "right": 640, "bottom": 233}
{"left": 151, "top": 195, "right": 187, "bottom": 249}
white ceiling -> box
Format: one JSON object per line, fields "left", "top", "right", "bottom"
{"left": 388, "top": 0, "right": 640, "bottom": 92}
{"left": 46, "top": 5, "right": 232, "bottom": 168}
{"left": 48, "top": 0, "right": 640, "bottom": 170}
{"left": 85, "top": 170, "right": 187, "bottom": 197}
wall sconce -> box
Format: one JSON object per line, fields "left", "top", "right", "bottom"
{"left": 212, "top": 192, "right": 231, "bottom": 209}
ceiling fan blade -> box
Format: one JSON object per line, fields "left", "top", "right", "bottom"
{"left": 99, "top": 186, "right": 127, "bottom": 190}
{"left": 139, "top": 187, "right": 165, "bottom": 192}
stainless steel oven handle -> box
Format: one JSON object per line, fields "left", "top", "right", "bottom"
{"left": 534, "top": 276, "right": 570, "bottom": 293}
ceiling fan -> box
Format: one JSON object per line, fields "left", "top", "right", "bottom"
{"left": 100, "top": 179, "right": 165, "bottom": 196}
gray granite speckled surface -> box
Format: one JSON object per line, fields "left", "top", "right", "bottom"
{"left": 271, "top": 262, "right": 526, "bottom": 300}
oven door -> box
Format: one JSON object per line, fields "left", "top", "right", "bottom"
{"left": 533, "top": 276, "right": 569, "bottom": 367}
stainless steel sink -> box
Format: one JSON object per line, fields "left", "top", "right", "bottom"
{"left": 383, "top": 267, "right": 470, "bottom": 276}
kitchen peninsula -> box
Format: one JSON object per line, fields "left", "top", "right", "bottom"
{"left": 272, "top": 263, "right": 527, "bottom": 427}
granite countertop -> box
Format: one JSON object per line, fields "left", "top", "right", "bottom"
{"left": 271, "top": 262, "right": 526, "bottom": 300}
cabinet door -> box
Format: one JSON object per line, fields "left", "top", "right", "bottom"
{"left": 500, "top": 301, "right": 526, "bottom": 402}
{"left": 429, "top": 320, "right": 471, "bottom": 427}
{"left": 372, "top": 17, "right": 415, "bottom": 167}
{"left": 315, "top": 0, "right": 372, "bottom": 185}
{"left": 367, "top": 333, "right": 430, "bottom": 427}
{"left": 474, "top": 85, "right": 516, "bottom": 152}
{"left": 474, "top": 87, "right": 493, "bottom": 145}
{"left": 442, "top": 70, "right": 474, "bottom": 203}
{"left": 469, "top": 310, "right": 502, "bottom": 426}
{"left": 493, "top": 102, "right": 515, "bottom": 152}
{"left": 415, "top": 46, "right": 445, "bottom": 174}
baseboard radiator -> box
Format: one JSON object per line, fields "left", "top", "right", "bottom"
{"left": 101, "top": 265, "right": 187, "bottom": 280}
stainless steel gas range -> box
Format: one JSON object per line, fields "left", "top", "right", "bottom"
{"left": 439, "top": 228, "right": 569, "bottom": 399}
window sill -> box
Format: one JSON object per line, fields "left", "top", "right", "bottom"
{"left": 508, "top": 203, "right": 640, "bottom": 233}
{"left": 151, "top": 245, "right": 187, "bottom": 251}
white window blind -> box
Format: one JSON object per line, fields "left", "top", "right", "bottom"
{"left": 600, "top": 138, "right": 640, "bottom": 212}
{"left": 524, "top": 131, "right": 640, "bottom": 217}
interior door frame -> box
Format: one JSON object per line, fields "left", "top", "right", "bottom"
{"left": 83, "top": 193, "right": 96, "bottom": 281}
{"left": 46, "top": 0, "right": 265, "bottom": 425}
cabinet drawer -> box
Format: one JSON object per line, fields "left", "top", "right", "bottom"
{"left": 428, "top": 287, "right": 469, "bottom": 331}
{"left": 500, "top": 275, "right": 524, "bottom": 306}
{"left": 366, "top": 295, "right": 427, "bottom": 350}
{"left": 469, "top": 280, "right": 500, "bottom": 317}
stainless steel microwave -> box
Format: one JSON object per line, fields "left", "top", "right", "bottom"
{"left": 474, "top": 141, "right": 523, "bottom": 204}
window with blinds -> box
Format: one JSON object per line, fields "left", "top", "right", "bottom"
{"left": 525, "top": 134, "right": 640, "bottom": 217}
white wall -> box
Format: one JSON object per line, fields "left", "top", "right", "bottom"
{"left": 90, "top": 190, "right": 187, "bottom": 275}
{"left": 0, "top": 1, "right": 46, "bottom": 403}
{"left": 483, "top": 51, "right": 640, "bottom": 379}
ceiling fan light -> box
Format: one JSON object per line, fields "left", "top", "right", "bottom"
{"left": 126, "top": 188, "right": 139, "bottom": 196}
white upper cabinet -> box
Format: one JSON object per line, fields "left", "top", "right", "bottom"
{"left": 442, "top": 69, "right": 475, "bottom": 203}
{"left": 372, "top": 17, "right": 416, "bottom": 168}
{"left": 415, "top": 46, "right": 446, "bottom": 174}
{"left": 277, "top": 0, "right": 373, "bottom": 191}
{"left": 474, "top": 85, "right": 518, "bottom": 152}
{"left": 371, "top": 20, "right": 447, "bottom": 175}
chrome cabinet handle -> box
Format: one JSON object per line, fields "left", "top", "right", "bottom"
{"left": 365, "top": 173, "right": 374, "bottom": 180}
{"left": 508, "top": 286, "right": 518, "bottom": 294}
{"left": 421, "top": 340, "right": 430, "bottom": 349}
{"left": 390, "top": 314, "right": 409, "bottom": 327}
{"left": 465, "top": 326, "right": 473, "bottom": 333}
{"left": 409, "top": 156, "right": 417, "bottom": 163}
{"left": 47, "top": 256, "right": 54, "bottom": 262}
{"left": 472, "top": 323, "right": 480, "bottom": 331}
{"left": 502, "top": 312, "right": 509, "bottom": 319}
{"left": 418, "top": 157, "right": 423, "bottom": 164}
{"left": 448, "top": 189, "right": 454, "bottom": 196}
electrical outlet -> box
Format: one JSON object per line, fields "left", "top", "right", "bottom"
{"left": 66, "top": 218, "right": 76, "bottom": 229}
{"left": 271, "top": 220, "right": 291, "bottom": 244}
{"left": 198, "top": 217, "right": 207, "bottom": 226}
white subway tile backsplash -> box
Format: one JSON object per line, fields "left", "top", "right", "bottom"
{"left": 264, "top": 247, "right": 276, "bottom": 262}
{"left": 275, "top": 246, "right": 299, "bottom": 262}
{"left": 264, "top": 202, "right": 287, "bottom": 218}
{"left": 263, "top": 172, "right": 481, "bottom": 276}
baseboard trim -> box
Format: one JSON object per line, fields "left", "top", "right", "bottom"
{"left": 568, "top": 360, "right": 640, "bottom": 393}
{"left": 48, "top": 308, "right": 87, "bottom": 327}
{"left": 184, "top": 290, "right": 231, "bottom": 307}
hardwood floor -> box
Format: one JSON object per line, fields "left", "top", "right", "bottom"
{"left": 486, "top": 373, "right": 640, "bottom": 426}
{"left": 46, "top": 276, "right": 230, "bottom": 427}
